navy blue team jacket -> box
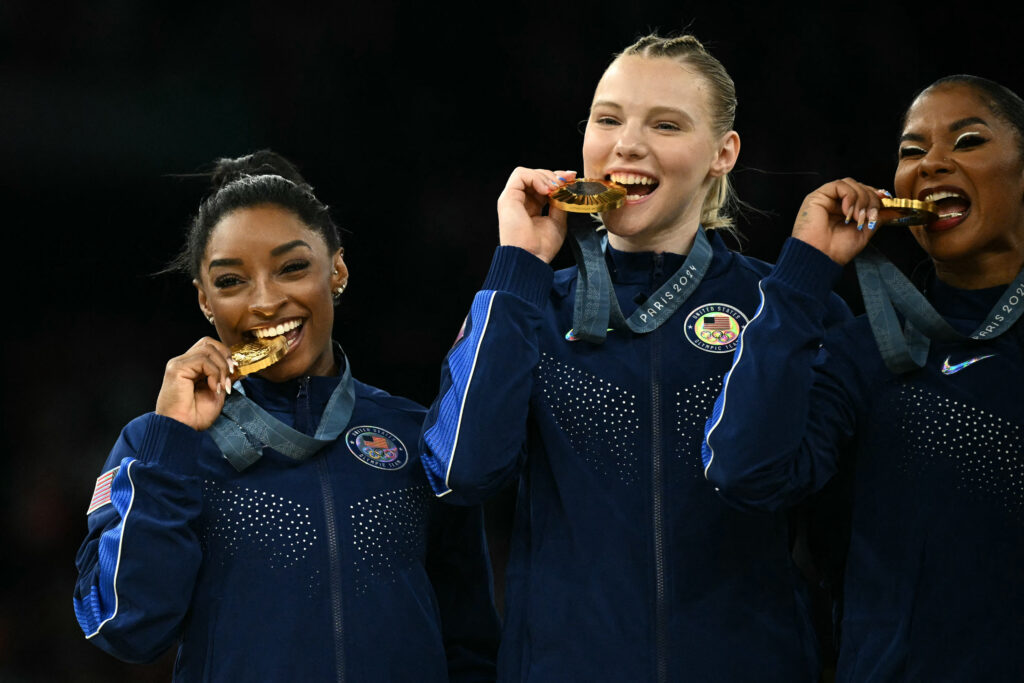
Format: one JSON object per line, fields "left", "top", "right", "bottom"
{"left": 704, "top": 238, "right": 1024, "bottom": 682}
{"left": 421, "top": 232, "right": 849, "bottom": 682}
{"left": 74, "top": 370, "right": 499, "bottom": 682}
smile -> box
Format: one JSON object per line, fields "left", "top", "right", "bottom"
{"left": 250, "top": 319, "right": 305, "bottom": 349}
{"left": 608, "top": 172, "right": 659, "bottom": 202}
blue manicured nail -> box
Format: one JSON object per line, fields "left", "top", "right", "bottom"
{"left": 882, "top": 190, "right": 893, "bottom": 197}
{"left": 857, "top": 223, "right": 864, "bottom": 231}
{"left": 867, "top": 220, "right": 877, "bottom": 231}
{"left": 557, "top": 176, "right": 568, "bottom": 182}
{"left": 845, "top": 217, "right": 851, "bottom": 225}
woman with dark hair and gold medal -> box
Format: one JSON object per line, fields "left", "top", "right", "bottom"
{"left": 73, "top": 151, "right": 499, "bottom": 682}
{"left": 705, "top": 76, "right": 1024, "bottom": 681}
{"left": 419, "top": 34, "right": 848, "bottom": 682}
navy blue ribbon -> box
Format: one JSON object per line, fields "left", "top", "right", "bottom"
{"left": 207, "top": 354, "right": 356, "bottom": 471}
{"left": 567, "top": 225, "right": 714, "bottom": 343}
{"left": 855, "top": 248, "right": 1024, "bottom": 374}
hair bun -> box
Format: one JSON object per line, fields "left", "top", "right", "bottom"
{"left": 210, "top": 149, "right": 309, "bottom": 190}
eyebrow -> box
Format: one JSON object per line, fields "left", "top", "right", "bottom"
{"left": 900, "top": 116, "right": 991, "bottom": 143}
{"left": 590, "top": 100, "right": 695, "bottom": 123}
{"left": 207, "top": 240, "right": 313, "bottom": 272}
{"left": 950, "top": 116, "right": 989, "bottom": 131}
{"left": 270, "top": 240, "right": 312, "bottom": 257}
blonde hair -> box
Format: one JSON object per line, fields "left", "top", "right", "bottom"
{"left": 616, "top": 34, "right": 738, "bottom": 230}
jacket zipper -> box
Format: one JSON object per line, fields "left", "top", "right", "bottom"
{"left": 299, "top": 378, "right": 346, "bottom": 683}
{"left": 649, "top": 252, "right": 667, "bottom": 683}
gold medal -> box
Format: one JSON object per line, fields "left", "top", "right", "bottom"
{"left": 880, "top": 197, "right": 938, "bottom": 227}
{"left": 549, "top": 179, "right": 627, "bottom": 213}
{"left": 230, "top": 336, "right": 289, "bottom": 376}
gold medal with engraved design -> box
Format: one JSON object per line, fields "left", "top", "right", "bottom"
{"left": 549, "top": 179, "right": 627, "bottom": 213}
{"left": 230, "top": 336, "right": 289, "bottom": 376}
{"left": 880, "top": 197, "right": 938, "bottom": 227}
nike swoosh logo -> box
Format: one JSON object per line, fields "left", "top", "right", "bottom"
{"left": 941, "top": 354, "right": 997, "bottom": 375}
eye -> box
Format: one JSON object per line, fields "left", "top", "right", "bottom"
{"left": 954, "top": 131, "right": 987, "bottom": 149}
{"left": 653, "top": 121, "right": 681, "bottom": 132}
{"left": 593, "top": 115, "right": 621, "bottom": 126}
{"left": 899, "top": 145, "right": 926, "bottom": 159}
{"left": 213, "top": 274, "right": 244, "bottom": 289}
{"left": 281, "top": 260, "right": 310, "bottom": 276}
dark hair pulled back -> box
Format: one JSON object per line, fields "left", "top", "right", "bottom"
{"left": 166, "top": 150, "right": 341, "bottom": 279}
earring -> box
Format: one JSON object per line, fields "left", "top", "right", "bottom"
{"left": 206, "top": 314, "right": 215, "bottom": 325}
{"left": 332, "top": 282, "right": 347, "bottom": 300}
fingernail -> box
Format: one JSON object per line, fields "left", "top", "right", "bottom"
{"left": 845, "top": 217, "right": 851, "bottom": 225}
{"left": 557, "top": 176, "right": 568, "bottom": 183}
{"left": 867, "top": 221, "right": 876, "bottom": 231}
{"left": 225, "top": 378, "right": 232, "bottom": 395}
{"left": 858, "top": 223, "right": 864, "bottom": 231}
{"left": 548, "top": 179, "right": 559, "bottom": 186}
{"left": 882, "top": 189, "right": 893, "bottom": 198}
{"left": 216, "top": 384, "right": 223, "bottom": 395}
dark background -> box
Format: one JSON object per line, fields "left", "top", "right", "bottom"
{"left": 0, "top": 2, "right": 1016, "bottom": 680}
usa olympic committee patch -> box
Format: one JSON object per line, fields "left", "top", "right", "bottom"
{"left": 684, "top": 303, "right": 749, "bottom": 353}
{"left": 345, "top": 426, "right": 409, "bottom": 470}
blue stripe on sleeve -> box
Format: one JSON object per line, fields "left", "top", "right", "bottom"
{"left": 422, "top": 291, "right": 497, "bottom": 496}
{"left": 703, "top": 281, "right": 767, "bottom": 476}
{"left": 74, "top": 458, "right": 138, "bottom": 638}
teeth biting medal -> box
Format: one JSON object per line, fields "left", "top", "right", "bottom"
{"left": 879, "top": 197, "right": 939, "bottom": 227}
{"left": 230, "top": 335, "right": 289, "bottom": 376}
{"left": 549, "top": 179, "right": 627, "bottom": 213}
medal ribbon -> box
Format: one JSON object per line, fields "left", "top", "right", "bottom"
{"left": 207, "top": 352, "right": 356, "bottom": 471}
{"left": 567, "top": 225, "right": 714, "bottom": 343}
{"left": 855, "top": 248, "right": 1024, "bottom": 374}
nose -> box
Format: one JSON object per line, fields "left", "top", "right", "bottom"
{"left": 248, "top": 277, "right": 287, "bottom": 317}
{"left": 919, "top": 146, "right": 954, "bottom": 178}
{"left": 614, "top": 122, "right": 648, "bottom": 160}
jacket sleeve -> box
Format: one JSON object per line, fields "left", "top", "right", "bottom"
{"left": 420, "top": 245, "right": 553, "bottom": 504}
{"left": 702, "top": 238, "right": 862, "bottom": 512}
{"left": 426, "top": 502, "right": 501, "bottom": 683}
{"left": 73, "top": 413, "right": 208, "bottom": 663}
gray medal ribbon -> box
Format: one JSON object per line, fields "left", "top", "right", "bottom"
{"left": 568, "top": 225, "right": 714, "bottom": 343}
{"left": 207, "top": 354, "right": 356, "bottom": 471}
{"left": 855, "top": 248, "right": 1024, "bottom": 374}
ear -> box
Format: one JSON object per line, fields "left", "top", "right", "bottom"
{"left": 709, "top": 130, "right": 740, "bottom": 178}
{"left": 194, "top": 279, "right": 214, "bottom": 321}
{"left": 331, "top": 249, "right": 349, "bottom": 289}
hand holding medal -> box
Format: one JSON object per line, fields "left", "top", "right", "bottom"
{"left": 155, "top": 334, "right": 291, "bottom": 431}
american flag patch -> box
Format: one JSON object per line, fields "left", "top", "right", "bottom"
{"left": 702, "top": 315, "right": 733, "bottom": 330}
{"left": 363, "top": 436, "right": 390, "bottom": 450}
{"left": 87, "top": 467, "right": 120, "bottom": 514}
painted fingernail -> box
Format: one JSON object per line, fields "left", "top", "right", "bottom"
{"left": 225, "top": 378, "right": 232, "bottom": 395}
{"left": 867, "top": 221, "right": 877, "bottom": 231}
{"left": 216, "top": 384, "right": 223, "bottom": 396}
{"left": 845, "top": 217, "right": 851, "bottom": 225}
{"left": 557, "top": 176, "right": 568, "bottom": 183}
{"left": 882, "top": 189, "right": 893, "bottom": 197}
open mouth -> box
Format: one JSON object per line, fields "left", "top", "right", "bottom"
{"left": 608, "top": 172, "right": 659, "bottom": 202}
{"left": 921, "top": 189, "right": 971, "bottom": 228}
{"left": 250, "top": 318, "right": 305, "bottom": 349}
